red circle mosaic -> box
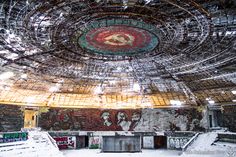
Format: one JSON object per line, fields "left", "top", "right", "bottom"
{"left": 87, "top": 26, "right": 151, "bottom": 51}
{"left": 78, "top": 25, "right": 158, "bottom": 56}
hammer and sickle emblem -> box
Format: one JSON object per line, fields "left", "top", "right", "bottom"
{"left": 104, "top": 33, "right": 134, "bottom": 46}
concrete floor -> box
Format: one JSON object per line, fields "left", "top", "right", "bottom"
{"left": 62, "top": 149, "right": 226, "bottom": 157}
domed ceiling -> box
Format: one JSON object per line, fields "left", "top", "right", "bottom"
{"left": 0, "top": 0, "right": 235, "bottom": 108}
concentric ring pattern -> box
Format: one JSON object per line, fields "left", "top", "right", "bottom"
{"left": 78, "top": 19, "right": 159, "bottom": 56}
{"left": 0, "top": 0, "right": 235, "bottom": 102}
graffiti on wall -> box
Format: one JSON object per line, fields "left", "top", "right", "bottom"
{"left": 0, "top": 132, "right": 28, "bottom": 143}
{"left": 167, "top": 137, "right": 190, "bottom": 149}
{"left": 39, "top": 108, "right": 206, "bottom": 131}
{"left": 89, "top": 136, "right": 100, "bottom": 149}
{"left": 53, "top": 136, "right": 76, "bottom": 149}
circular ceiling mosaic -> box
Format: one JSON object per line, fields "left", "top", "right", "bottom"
{"left": 0, "top": 0, "right": 235, "bottom": 98}
{"left": 78, "top": 19, "right": 159, "bottom": 56}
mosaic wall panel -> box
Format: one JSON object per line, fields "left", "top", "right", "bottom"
{"left": 0, "top": 105, "right": 24, "bottom": 132}
{"left": 222, "top": 105, "right": 236, "bottom": 132}
{"left": 39, "top": 108, "right": 207, "bottom": 132}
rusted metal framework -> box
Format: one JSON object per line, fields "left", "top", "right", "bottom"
{"left": 0, "top": 0, "right": 235, "bottom": 108}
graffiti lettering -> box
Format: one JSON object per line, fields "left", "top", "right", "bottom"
{"left": 54, "top": 136, "right": 76, "bottom": 149}
{"left": 168, "top": 137, "right": 190, "bottom": 149}
{"left": 0, "top": 132, "right": 28, "bottom": 143}
{"left": 89, "top": 137, "right": 100, "bottom": 149}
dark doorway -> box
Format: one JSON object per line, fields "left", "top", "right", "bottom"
{"left": 209, "top": 115, "right": 213, "bottom": 128}
{"left": 85, "top": 136, "right": 89, "bottom": 147}
{"left": 76, "top": 136, "right": 87, "bottom": 148}
{"left": 215, "top": 110, "right": 223, "bottom": 127}
{"left": 154, "top": 136, "right": 167, "bottom": 149}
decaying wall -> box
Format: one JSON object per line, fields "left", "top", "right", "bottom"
{"left": 222, "top": 105, "right": 236, "bottom": 132}
{"left": 134, "top": 108, "right": 207, "bottom": 132}
{"left": 0, "top": 104, "right": 24, "bottom": 132}
{"left": 38, "top": 107, "right": 207, "bottom": 132}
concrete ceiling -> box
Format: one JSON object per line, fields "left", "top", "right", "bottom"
{"left": 0, "top": 0, "right": 235, "bottom": 108}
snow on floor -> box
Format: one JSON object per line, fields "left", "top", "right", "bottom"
{"left": 62, "top": 149, "right": 226, "bottom": 157}
{"left": 0, "top": 131, "right": 63, "bottom": 157}
{"left": 186, "top": 132, "right": 236, "bottom": 155}
{"left": 62, "top": 132, "right": 236, "bottom": 157}
{"left": 186, "top": 132, "right": 219, "bottom": 154}
{"left": 215, "top": 141, "right": 236, "bottom": 147}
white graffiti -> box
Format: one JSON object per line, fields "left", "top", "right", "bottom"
{"left": 168, "top": 137, "right": 190, "bottom": 149}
